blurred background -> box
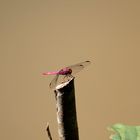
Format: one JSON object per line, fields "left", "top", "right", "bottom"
{"left": 0, "top": 0, "right": 140, "bottom": 140}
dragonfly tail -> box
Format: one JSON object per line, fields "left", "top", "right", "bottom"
{"left": 42, "top": 71, "right": 59, "bottom": 75}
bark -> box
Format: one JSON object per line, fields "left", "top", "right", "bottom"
{"left": 54, "top": 78, "right": 79, "bottom": 140}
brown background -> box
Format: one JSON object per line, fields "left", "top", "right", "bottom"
{"left": 0, "top": 0, "right": 140, "bottom": 140}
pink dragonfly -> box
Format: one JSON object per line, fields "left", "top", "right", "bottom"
{"left": 42, "top": 60, "right": 91, "bottom": 89}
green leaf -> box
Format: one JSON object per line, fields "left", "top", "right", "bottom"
{"left": 108, "top": 123, "right": 140, "bottom": 140}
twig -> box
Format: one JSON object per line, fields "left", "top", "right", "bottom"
{"left": 46, "top": 123, "right": 53, "bottom": 140}
{"left": 54, "top": 78, "right": 79, "bottom": 140}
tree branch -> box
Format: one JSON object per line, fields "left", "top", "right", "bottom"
{"left": 54, "top": 78, "right": 79, "bottom": 140}
{"left": 46, "top": 123, "right": 53, "bottom": 140}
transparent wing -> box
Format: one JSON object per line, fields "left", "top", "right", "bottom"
{"left": 49, "top": 74, "right": 69, "bottom": 89}
{"left": 65, "top": 60, "right": 91, "bottom": 75}
{"left": 49, "top": 60, "right": 91, "bottom": 89}
{"left": 49, "top": 74, "right": 59, "bottom": 89}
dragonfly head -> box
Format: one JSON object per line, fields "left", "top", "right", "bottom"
{"left": 68, "top": 68, "right": 72, "bottom": 74}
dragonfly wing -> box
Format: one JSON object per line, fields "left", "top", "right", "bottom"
{"left": 66, "top": 60, "right": 91, "bottom": 75}
{"left": 49, "top": 74, "right": 70, "bottom": 89}
{"left": 49, "top": 74, "right": 59, "bottom": 89}
{"left": 49, "top": 61, "right": 91, "bottom": 89}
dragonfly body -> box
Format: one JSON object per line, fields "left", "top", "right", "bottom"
{"left": 43, "top": 68, "right": 72, "bottom": 75}
{"left": 58, "top": 68, "right": 72, "bottom": 75}
{"left": 43, "top": 60, "right": 91, "bottom": 89}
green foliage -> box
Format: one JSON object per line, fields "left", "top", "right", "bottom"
{"left": 108, "top": 123, "right": 140, "bottom": 140}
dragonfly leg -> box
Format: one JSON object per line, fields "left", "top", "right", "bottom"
{"left": 62, "top": 74, "right": 74, "bottom": 83}
{"left": 69, "top": 74, "right": 74, "bottom": 79}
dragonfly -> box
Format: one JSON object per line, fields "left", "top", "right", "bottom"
{"left": 42, "top": 60, "right": 91, "bottom": 89}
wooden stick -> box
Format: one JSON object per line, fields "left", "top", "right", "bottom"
{"left": 46, "top": 123, "right": 53, "bottom": 140}
{"left": 54, "top": 78, "right": 79, "bottom": 140}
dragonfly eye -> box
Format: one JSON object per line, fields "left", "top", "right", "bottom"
{"left": 69, "top": 69, "right": 72, "bottom": 73}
